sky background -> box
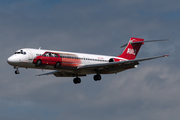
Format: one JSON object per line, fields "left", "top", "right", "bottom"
{"left": 0, "top": 0, "right": 180, "bottom": 120}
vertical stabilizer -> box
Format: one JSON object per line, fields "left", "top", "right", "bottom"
{"left": 118, "top": 38, "right": 144, "bottom": 60}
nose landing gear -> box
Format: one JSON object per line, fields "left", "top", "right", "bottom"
{"left": 14, "top": 66, "right": 20, "bottom": 74}
{"left": 15, "top": 70, "right": 19, "bottom": 74}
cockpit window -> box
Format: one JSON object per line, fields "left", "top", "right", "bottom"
{"left": 15, "top": 50, "right": 26, "bottom": 55}
{"left": 15, "top": 52, "right": 20, "bottom": 54}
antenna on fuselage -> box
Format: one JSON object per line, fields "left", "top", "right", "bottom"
{"left": 39, "top": 47, "right": 41, "bottom": 50}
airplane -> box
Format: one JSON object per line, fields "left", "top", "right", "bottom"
{"left": 7, "top": 37, "right": 169, "bottom": 84}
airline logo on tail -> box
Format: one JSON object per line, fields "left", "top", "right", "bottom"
{"left": 127, "top": 48, "right": 136, "bottom": 55}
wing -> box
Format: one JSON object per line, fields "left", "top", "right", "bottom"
{"left": 36, "top": 70, "right": 59, "bottom": 77}
{"left": 77, "top": 55, "right": 169, "bottom": 74}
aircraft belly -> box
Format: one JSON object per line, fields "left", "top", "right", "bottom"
{"left": 98, "top": 64, "right": 137, "bottom": 74}
{"left": 54, "top": 72, "right": 86, "bottom": 77}
{"left": 78, "top": 69, "right": 96, "bottom": 74}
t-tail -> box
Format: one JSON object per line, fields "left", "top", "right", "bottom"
{"left": 118, "top": 37, "right": 144, "bottom": 60}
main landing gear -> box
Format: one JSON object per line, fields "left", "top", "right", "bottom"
{"left": 14, "top": 66, "right": 20, "bottom": 74}
{"left": 93, "top": 74, "right": 101, "bottom": 81}
{"left": 73, "top": 77, "right": 81, "bottom": 84}
{"left": 73, "top": 74, "right": 102, "bottom": 84}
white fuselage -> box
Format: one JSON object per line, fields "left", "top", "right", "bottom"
{"left": 7, "top": 48, "right": 127, "bottom": 72}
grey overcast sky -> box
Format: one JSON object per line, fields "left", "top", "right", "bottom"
{"left": 1, "top": 0, "right": 180, "bottom": 120}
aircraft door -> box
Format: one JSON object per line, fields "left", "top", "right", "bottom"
{"left": 26, "top": 49, "right": 34, "bottom": 63}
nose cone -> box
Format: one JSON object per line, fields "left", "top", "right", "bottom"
{"left": 7, "top": 55, "right": 18, "bottom": 65}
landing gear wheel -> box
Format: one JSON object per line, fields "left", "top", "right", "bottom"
{"left": 54, "top": 62, "right": 61, "bottom": 68}
{"left": 73, "top": 78, "right": 81, "bottom": 84}
{"left": 94, "top": 74, "right": 101, "bottom": 81}
{"left": 15, "top": 70, "right": 19, "bottom": 74}
{"left": 35, "top": 60, "right": 42, "bottom": 67}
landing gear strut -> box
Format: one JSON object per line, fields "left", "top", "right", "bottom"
{"left": 14, "top": 66, "right": 20, "bottom": 74}
{"left": 73, "top": 77, "right": 81, "bottom": 84}
{"left": 93, "top": 74, "right": 101, "bottom": 81}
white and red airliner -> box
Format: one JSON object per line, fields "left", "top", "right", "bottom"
{"left": 7, "top": 38, "right": 169, "bottom": 84}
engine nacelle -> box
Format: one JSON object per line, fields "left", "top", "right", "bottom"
{"left": 109, "top": 58, "right": 121, "bottom": 62}
{"left": 109, "top": 58, "right": 115, "bottom": 62}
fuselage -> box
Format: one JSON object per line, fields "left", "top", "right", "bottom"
{"left": 7, "top": 48, "right": 127, "bottom": 73}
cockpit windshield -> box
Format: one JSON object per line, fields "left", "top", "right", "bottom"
{"left": 15, "top": 50, "right": 26, "bottom": 55}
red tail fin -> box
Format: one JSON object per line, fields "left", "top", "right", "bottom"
{"left": 118, "top": 38, "right": 144, "bottom": 60}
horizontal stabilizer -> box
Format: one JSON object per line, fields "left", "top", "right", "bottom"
{"left": 121, "top": 39, "right": 170, "bottom": 48}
